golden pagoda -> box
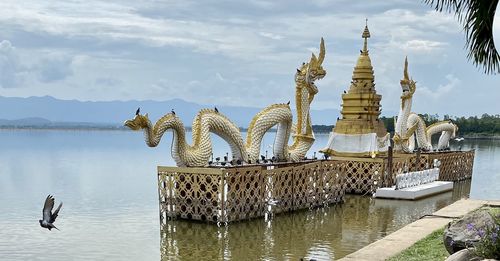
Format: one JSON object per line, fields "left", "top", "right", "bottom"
{"left": 322, "top": 22, "right": 389, "bottom": 157}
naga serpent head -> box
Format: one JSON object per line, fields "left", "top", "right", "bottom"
{"left": 124, "top": 113, "right": 150, "bottom": 130}
{"left": 295, "top": 38, "right": 326, "bottom": 91}
{"left": 400, "top": 57, "right": 416, "bottom": 98}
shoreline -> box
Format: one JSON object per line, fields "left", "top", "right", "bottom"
{"left": 462, "top": 134, "right": 500, "bottom": 140}
{"left": 1, "top": 126, "right": 499, "bottom": 139}
{"left": 339, "top": 199, "right": 500, "bottom": 261}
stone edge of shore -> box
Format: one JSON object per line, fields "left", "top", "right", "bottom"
{"left": 338, "top": 199, "right": 500, "bottom": 261}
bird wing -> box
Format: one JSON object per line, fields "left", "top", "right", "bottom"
{"left": 42, "top": 195, "right": 55, "bottom": 221}
{"left": 50, "top": 202, "right": 63, "bottom": 223}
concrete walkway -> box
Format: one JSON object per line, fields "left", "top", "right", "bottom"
{"left": 339, "top": 199, "right": 500, "bottom": 261}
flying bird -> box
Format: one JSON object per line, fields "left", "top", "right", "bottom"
{"left": 135, "top": 107, "right": 140, "bottom": 115}
{"left": 39, "top": 195, "right": 62, "bottom": 231}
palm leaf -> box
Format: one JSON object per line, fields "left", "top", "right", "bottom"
{"left": 424, "top": 0, "right": 499, "bottom": 74}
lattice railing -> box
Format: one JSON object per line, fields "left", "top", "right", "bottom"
{"left": 379, "top": 150, "right": 475, "bottom": 188}
{"left": 157, "top": 151, "right": 474, "bottom": 223}
{"left": 158, "top": 160, "right": 346, "bottom": 223}
{"left": 425, "top": 150, "right": 475, "bottom": 181}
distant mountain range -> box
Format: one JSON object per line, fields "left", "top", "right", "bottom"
{"left": 0, "top": 95, "right": 344, "bottom": 128}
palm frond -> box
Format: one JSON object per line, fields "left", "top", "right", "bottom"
{"left": 424, "top": 0, "right": 499, "bottom": 74}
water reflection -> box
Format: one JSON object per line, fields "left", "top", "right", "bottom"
{"left": 0, "top": 130, "right": 492, "bottom": 260}
{"left": 161, "top": 182, "right": 470, "bottom": 260}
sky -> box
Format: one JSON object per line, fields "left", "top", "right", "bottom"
{"left": 0, "top": 0, "right": 498, "bottom": 117}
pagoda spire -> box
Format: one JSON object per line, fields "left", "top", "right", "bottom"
{"left": 349, "top": 21, "right": 375, "bottom": 93}
{"left": 362, "top": 19, "right": 370, "bottom": 54}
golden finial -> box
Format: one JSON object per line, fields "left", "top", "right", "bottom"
{"left": 362, "top": 19, "right": 371, "bottom": 54}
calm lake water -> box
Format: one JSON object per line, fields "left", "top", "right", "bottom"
{"left": 0, "top": 130, "right": 498, "bottom": 260}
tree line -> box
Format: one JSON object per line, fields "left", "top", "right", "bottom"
{"left": 312, "top": 113, "right": 500, "bottom": 136}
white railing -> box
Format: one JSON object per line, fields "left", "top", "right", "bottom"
{"left": 395, "top": 167, "right": 440, "bottom": 190}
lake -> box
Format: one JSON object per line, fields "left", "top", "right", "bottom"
{"left": 0, "top": 130, "right": 498, "bottom": 260}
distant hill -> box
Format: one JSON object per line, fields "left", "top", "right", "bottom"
{"left": 0, "top": 117, "right": 52, "bottom": 126}
{"left": 0, "top": 117, "right": 125, "bottom": 130}
{"left": 0, "top": 95, "right": 342, "bottom": 127}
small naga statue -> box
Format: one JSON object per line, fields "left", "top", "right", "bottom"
{"left": 393, "top": 57, "right": 458, "bottom": 153}
{"left": 125, "top": 38, "right": 326, "bottom": 167}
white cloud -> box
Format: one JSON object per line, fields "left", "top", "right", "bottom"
{"left": 36, "top": 53, "right": 74, "bottom": 82}
{"left": 0, "top": 40, "right": 75, "bottom": 88}
{"left": 403, "top": 39, "right": 447, "bottom": 52}
{"left": 0, "top": 0, "right": 497, "bottom": 116}
{"left": 0, "top": 40, "right": 26, "bottom": 88}
{"left": 418, "top": 74, "right": 460, "bottom": 100}
{"left": 259, "top": 32, "right": 284, "bottom": 40}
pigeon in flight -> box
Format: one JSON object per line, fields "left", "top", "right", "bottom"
{"left": 39, "top": 195, "right": 62, "bottom": 231}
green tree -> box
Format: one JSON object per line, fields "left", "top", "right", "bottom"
{"left": 424, "top": 0, "right": 499, "bottom": 74}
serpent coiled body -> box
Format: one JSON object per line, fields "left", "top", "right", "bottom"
{"left": 393, "top": 58, "right": 458, "bottom": 153}
{"left": 125, "top": 39, "right": 326, "bottom": 166}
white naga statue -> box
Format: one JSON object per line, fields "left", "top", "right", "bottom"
{"left": 125, "top": 39, "right": 326, "bottom": 167}
{"left": 393, "top": 58, "right": 458, "bottom": 153}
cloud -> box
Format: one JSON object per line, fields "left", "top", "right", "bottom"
{"left": 36, "top": 53, "right": 74, "bottom": 82}
{"left": 403, "top": 39, "right": 447, "bottom": 52}
{"left": 94, "top": 77, "right": 122, "bottom": 87}
{"left": 418, "top": 74, "right": 460, "bottom": 100}
{"left": 259, "top": 32, "right": 284, "bottom": 40}
{"left": 0, "top": 40, "right": 25, "bottom": 88}
{"left": 0, "top": 0, "right": 497, "bottom": 116}
{"left": 0, "top": 40, "right": 75, "bottom": 88}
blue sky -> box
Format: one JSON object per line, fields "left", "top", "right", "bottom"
{"left": 0, "top": 0, "right": 498, "bottom": 116}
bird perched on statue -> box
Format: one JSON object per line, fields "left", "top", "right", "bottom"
{"left": 286, "top": 101, "right": 290, "bottom": 105}
{"left": 39, "top": 195, "right": 62, "bottom": 231}
{"left": 135, "top": 107, "right": 140, "bottom": 115}
{"left": 171, "top": 109, "right": 176, "bottom": 115}
{"left": 214, "top": 106, "right": 219, "bottom": 113}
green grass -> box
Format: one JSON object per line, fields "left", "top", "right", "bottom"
{"left": 386, "top": 207, "right": 500, "bottom": 261}
{"left": 386, "top": 228, "right": 449, "bottom": 261}
{"left": 485, "top": 206, "right": 500, "bottom": 216}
